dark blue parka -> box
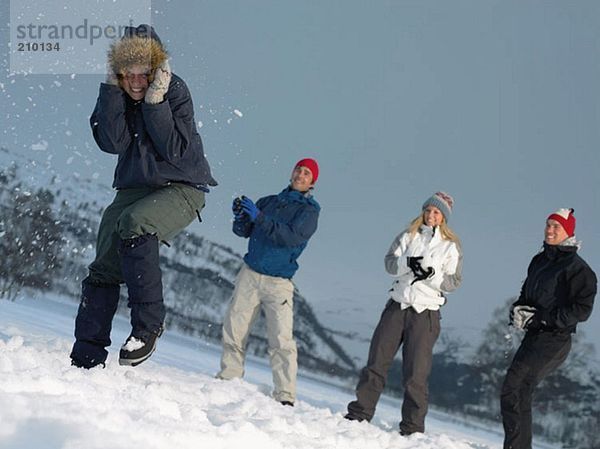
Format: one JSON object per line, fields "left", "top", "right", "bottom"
{"left": 90, "top": 74, "right": 217, "bottom": 189}
{"left": 234, "top": 187, "right": 320, "bottom": 279}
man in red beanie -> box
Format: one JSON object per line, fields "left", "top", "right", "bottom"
{"left": 217, "top": 158, "right": 320, "bottom": 406}
{"left": 501, "top": 208, "right": 596, "bottom": 449}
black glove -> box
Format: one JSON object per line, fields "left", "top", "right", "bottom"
{"left": 408, "top": 257, "right": 435, "bottom": 285}
{"left": 407, "top": 256, "right": 424, "bottom": 276}
{"left": 411, "top": 266, "right": 435, "bottom": 285}
{"left": 423, "top": 266, "right": 435, "bottom": 279}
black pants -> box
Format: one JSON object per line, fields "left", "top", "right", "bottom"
{"left": 500, "top": 330, "right": 571, "bottom": 449}
{"left": 347, "top": 300, "right": 440, "bottom": 433}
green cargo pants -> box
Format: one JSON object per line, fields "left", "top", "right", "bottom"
{"left": 88, "top": 183, "right": 205, "bottom": 285}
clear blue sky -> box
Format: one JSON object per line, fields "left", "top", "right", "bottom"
{"left": 1, "top": 0, "right": 599, "bottom": 354}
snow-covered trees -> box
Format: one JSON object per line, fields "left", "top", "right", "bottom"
{"left": 0, "top": 163, "right": 64, "bottom": 299}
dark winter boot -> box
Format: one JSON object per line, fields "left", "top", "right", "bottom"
{"left": 119, "top": 326, "right": 164, "bottom": 366}
{"left": 118, "top": 234, "right": 165, "bottom": 366}
{"left": 70, "top": 278, "right": 120, "bottom": 369}
{"left": 344, "top": 413, "right": 368, "bottom": 422}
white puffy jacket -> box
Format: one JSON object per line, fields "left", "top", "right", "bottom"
{"left": 385, "top": 225, "right": 462, "bottom": 312}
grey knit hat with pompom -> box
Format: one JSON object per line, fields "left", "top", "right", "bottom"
{"left": 422, "top": 191, "right": 454, "bottom": 221}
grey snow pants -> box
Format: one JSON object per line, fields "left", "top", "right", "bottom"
{"left": 347, "top": 299, "right": 441, "bottom": 434}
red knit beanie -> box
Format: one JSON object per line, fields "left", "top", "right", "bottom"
{"left": 547, "top": 208, "right": 576, "bottom": 237}
{"left": 295, "top": 158, "right": 319, "bottom": 183}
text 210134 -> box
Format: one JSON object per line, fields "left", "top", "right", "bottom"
{"left": 17, "top": 42, "right": 60, "bottom": 52}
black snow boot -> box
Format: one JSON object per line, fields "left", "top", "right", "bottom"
{"left": 118, "top": 234, "right": 165, "bottom": 365}
{"left": 119, "top": 326, "right": 164, "bottom": 366}
{"left": 70, "top": 278, "right": 120, "bottom": 369}
{"left": 344, "top": 413, "right": 368, "bottom": 422}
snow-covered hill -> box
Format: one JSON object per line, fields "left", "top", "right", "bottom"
{"left": 1, "top": 145, "right": 596, "bottom": 449}
{"left": 1, "top": 295, "right": 543, "bottom": 449}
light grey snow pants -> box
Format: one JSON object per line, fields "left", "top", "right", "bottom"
{"left": 218, "top": 264, "right": 297, "bottom": 403}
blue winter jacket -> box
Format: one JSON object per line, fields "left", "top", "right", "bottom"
{"left": 234, "top": 187, "right": 320, "bottom": 279}
{"left": 90, "top": 74, "right": 217, "bottom": 189}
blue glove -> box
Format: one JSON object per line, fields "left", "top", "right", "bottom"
{"left": 241, "top": 197, "right": 260, "bottom": 222}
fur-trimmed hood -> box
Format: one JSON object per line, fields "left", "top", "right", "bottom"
{"left": 108, "top": 30, "right": 168, "bottom": 75}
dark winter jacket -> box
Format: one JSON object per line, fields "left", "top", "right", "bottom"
{"left": 90, "top": 74, "right": 217, "bottom": 189}
{"left": 233, "top": 187, "right": 320, "bottom": 279}
{"left": 514, "top": 241, "right": 597, "bottom": 333}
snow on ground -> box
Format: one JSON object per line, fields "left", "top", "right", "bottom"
{"left": 0, "top": 296, "right": 550, "bottom": 449}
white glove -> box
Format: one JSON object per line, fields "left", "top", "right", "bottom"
{"left": 145, "top": 59, "right": 172, "bottom": 104}
{"left": 511, "top": 305, "right": 537, "bottom": 330}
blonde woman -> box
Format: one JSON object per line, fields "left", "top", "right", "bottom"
{"left": 345, "top": 192, "right": 463, "bottom": 436}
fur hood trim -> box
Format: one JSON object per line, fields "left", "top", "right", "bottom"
{"left": 108, "top": 36, "right": 168, "bottom": 75}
